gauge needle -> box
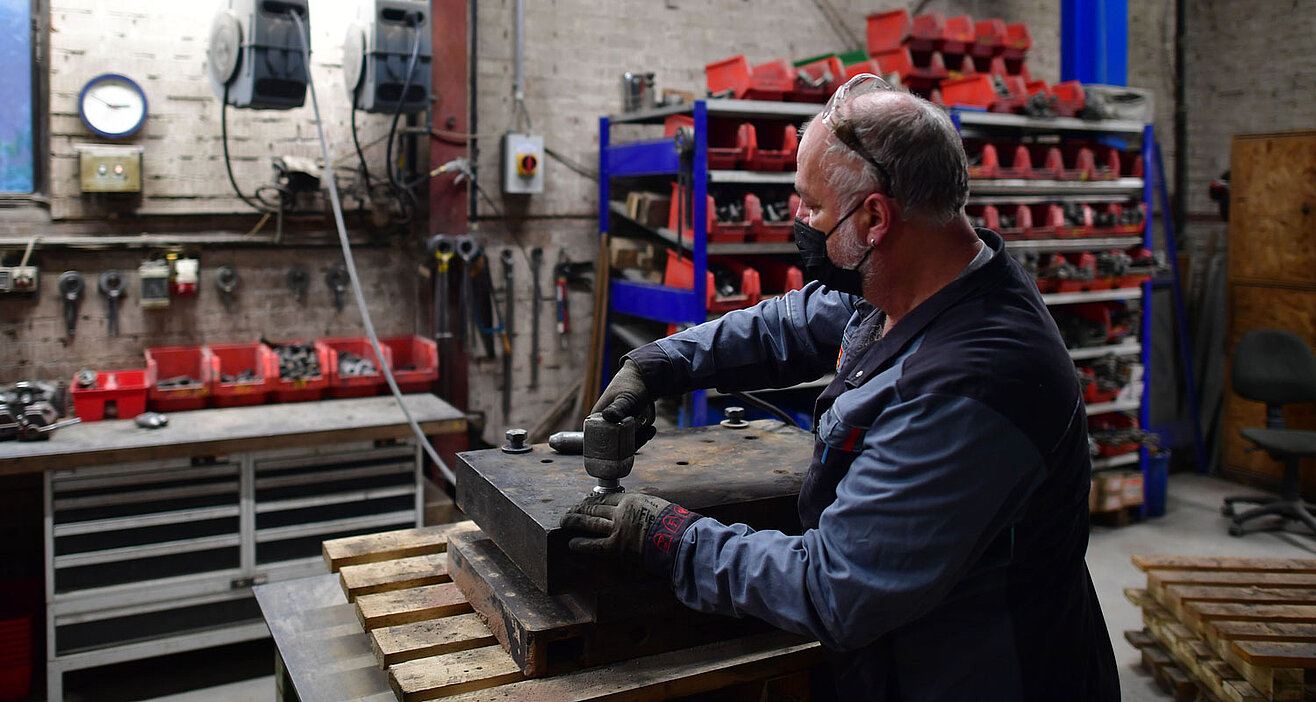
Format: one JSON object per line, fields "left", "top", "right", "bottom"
{"left": 89, "top": 94, "right": 128, "bottom": 109}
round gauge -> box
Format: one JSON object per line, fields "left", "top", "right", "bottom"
{"left": 78, "top": 74, "right": 148, "bottom": 139}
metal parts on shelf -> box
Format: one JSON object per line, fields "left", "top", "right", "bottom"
{"left": 270, "top": 341, "right": 321, "bottom": 381}
{"left": 1, "top": 381, "right": 80, "bottom": 442}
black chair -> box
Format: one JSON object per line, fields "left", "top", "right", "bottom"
{"left": 1222, "top": 329, "right": 1316, "bottom": 536}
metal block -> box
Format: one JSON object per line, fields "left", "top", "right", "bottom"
{"left": 454, "top": 419, "right": 811, "bottom": 595}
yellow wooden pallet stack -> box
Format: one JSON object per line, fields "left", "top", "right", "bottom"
{"left": 321, "top": 521, "right": 820, "bottom": 702}
{"left": 1124, "top": 555, "right": 1316, "bottom": 702}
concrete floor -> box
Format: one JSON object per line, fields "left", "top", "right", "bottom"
{"left": 61, "top": 472, "right": 1316, "bottom": 702}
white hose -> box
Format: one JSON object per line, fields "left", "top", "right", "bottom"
{"left": 289, "top": 10, "right": 456, "bottom": 485}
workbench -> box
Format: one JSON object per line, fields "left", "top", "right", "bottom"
{"left": 0, "top": 394, "right": 464, "bottom": 701}
{"left": 256, "top": 523, "right": 822, "bottom": 701}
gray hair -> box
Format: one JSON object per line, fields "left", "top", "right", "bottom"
{"left": 814, "top": 92, "right": 969, "bottom": 226}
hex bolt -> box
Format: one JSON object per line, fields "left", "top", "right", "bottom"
{"left": 502, "top": 427, "right": 532, "bottom": 454}
{"left": 721, "top": 406, "right": 749, "bottom": 429}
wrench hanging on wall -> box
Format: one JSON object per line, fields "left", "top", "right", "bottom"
{"left": 57, "top": 272, "right": 84, "bottom": 339}
{"left": 501, "top": 248, "right": 515, "bottom": 421}
{"left": 529, "top": 247, "right": 543, "bottom": 388}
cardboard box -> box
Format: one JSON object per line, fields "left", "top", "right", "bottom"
{"left": 1121, "top": 471, "right": 1145, "bottom": 507}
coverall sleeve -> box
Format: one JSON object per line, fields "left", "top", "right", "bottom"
{"left": 626, "top": 281, "right": 859, "bottom": 394}
{"left": 665, "top": 392, "right": 1049, "bottom": 651}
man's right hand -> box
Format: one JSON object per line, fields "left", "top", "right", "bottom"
{"left": 591, "top": 359, "right": 658, "bottom": 448}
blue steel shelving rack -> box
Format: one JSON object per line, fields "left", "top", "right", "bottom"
{"left": 599, "top": 99, "right": 818, "bottom": 425}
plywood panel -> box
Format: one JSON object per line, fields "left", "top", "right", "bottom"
{"left": 1222, "top": 284, "right": 1316, "bottom": 485}
{"left": 1229, "top": 213, "right": 1316, "bottom": 286}
{"left": 1229, "top": 132, "right": 1316, "bottom": 288}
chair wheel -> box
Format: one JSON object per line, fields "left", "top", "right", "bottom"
{"left": 1222, "top": 503, "right": 1235, "bottom": 517}
{"left": 1229, "top": 523, "right": 1245, "bottom": 537}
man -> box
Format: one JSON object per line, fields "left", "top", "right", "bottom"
{"left": 562, "top": 75, "right": 1119, "bottom": 700}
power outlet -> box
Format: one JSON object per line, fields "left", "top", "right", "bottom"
{"left": 0, "top": 266, "right": 39, "bottom": 294}
{"left": 502, "top": 132, "right": 544, "bottom": 195}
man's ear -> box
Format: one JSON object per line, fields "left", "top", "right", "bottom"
{"left": 861, "top": 192, "right": 898, "bottom": 247}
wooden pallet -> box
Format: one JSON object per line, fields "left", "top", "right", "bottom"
{"left": 1126, "top": 555, "right": 1316, "bottom": 702}
{"left": 320, "top": 521, "right": 822, "bottom": 702}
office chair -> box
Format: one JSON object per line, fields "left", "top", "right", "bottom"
{"left": 1222, "top": 329, "right": 1316, "bottom": 536}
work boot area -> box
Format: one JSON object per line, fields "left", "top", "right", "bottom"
{"left": 2, "top": 2, "right": 1314, "bottom": 701}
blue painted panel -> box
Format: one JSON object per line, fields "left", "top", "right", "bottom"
{"left": 1061, "top": 0, "right": 1127, "bottom": 86}
{"left": 609, "top": 280, "right": 703, "bottom": 325}
{"left": 603, "top": 140, "right": 679, "bottom": 178}
{"left": 0, "top": 0, "right": 33, "bottom": 193}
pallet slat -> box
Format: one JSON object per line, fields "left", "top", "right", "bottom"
{"left": 371, "top": 613, "right": 499, "bottom": 668}
{"left": 388, "top": 645, "right": 524, "bottom": 702}
{"left": 1134, "top": 556, "right": 1316, "bottom": 574}
{"left": 340, "top": 553, "right": 451, "bottom": 602}
{"left": 356, "top": 582, "right": 473, "bottom": 630}
{"left": 323, "top": 521, "right": 476, "bottom": 572}
{"left": 1231, "top": 640, "right": 1316, "bottom": 668}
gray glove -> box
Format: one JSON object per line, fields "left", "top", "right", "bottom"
{"left": 560, "top": 492, "right": 672, "bottom": 567}
{"left": 591, "top": 359, "right": 657, "bottom": 448}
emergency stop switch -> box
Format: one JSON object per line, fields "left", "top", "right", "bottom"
{"left": 502, "top": 132, "right": 544, "bottom": 194}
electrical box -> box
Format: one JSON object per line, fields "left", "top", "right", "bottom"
{"left": 502, "top": 132, "right": 544, "bottom": 195}
{"left": 207, "top": 0, "right": 310, "bottom": 110}
{"left": 0, "top": 267, "right": 38, "bottom": 294}
{"left": 343, "top": 0, "right": 432, "bottom": 113}
{"left": 77, "top": 144, "right": 144, "bottom": 194}
{"left": 139, "top": 260, "right": 171, "bottom": 309}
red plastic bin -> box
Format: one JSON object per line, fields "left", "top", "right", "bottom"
{"left": 667, "top": 183, "right": 752, "bottom": 243}
{"left": 323, "top": 337, "right": 394, "bottom": 399}
{"left": 866, "top": 9, "right": 910, "bottom": 56}
{"left": 266, "top": 339, "right": 331, "bottom": 403}
{"left": 791, "top": 56, "right": 844, "bottom": 103}
{"left": 705, "top": 56, "right": 793, "bottom": 101}
{"left": 745, "top": 122, "right": 798, "bottom": 171}
{"left": 664, "top": 115, "right": 751, "bottom": 169}
{"left": 145, "top": 346, "right": 210, "bottom": 412}
{"left": 750, "top": 192, "right": 799, "bottom": 242}
{"left": 379, "top": 335, "right": 439, "bottom": 394}
{"left": 0, "top": 614, "right": 31, "bottom": 702}
{"left": 205, "top": 343, "right": 276, "bottom": 408}
{"left": 71, "top": 369, "right": 148, "bottom": 421}
{"left": 663, "top": 251, "right": 761, "bottom": 315}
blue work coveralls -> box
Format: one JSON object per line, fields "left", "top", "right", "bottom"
{"left": 625, "top": 229, "right": 1120, "bottom": 700}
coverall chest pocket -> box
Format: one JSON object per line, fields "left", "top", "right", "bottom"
{"left": 799, "top": 406, "right": 869, "bottom": 529}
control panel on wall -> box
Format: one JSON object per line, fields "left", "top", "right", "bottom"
{"left": 502, "top": 132, "right": 544, "bottom": 194}
{"left": 77, "top": 144, "right": 144, "bottom": 194}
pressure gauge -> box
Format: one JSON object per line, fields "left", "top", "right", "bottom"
{"left": 78, "top": 74, "right": 149, "bottom": 139}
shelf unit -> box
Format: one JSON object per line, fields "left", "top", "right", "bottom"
{"left": 600, "top": 99, "right": 819, "bottom": 425}
{"left": 953, "top": 108, "right": 1153, "bottom": 485}
{"left": 42, "top": 439, "right": 422, "bottom": 700}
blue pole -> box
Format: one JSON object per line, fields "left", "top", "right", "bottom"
{"left": 1061, "top": 0, "right": 1128, "bottom": 85}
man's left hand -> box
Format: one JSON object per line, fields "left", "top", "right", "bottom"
{"left": 560, "top": 492, "right": 671, "bottom": 567}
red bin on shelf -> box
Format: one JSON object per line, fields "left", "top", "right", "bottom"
{"left": 205, "top": 342, "right": 276, "bottom": 408}
{"left": 71, "top": 369, "right": 148, "bottom": 421}
{"left": 379, "top": 335, "right": 439, "bottom": 394}
{"left": 266, "top": 339, "right": 331, "bottom": 403}
{"left": 145, "top": 345, "right": 209, "bottom": 412}
{"left": 866, "top": 9, "right": 910, "bottom": 56}
{"left": 323, "top": 337, "right": 394, "bottom": 399}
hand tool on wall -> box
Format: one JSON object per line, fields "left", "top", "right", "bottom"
{"left": 501, "top": 248, "right": 515, "bottom": 420}
{"left": 98, "top": 270, "right": 125, "bottom": 337}
{"left": 326, "top": 262, "right": 349, "bottom": 312}
{"left": 529, "top": 247, "right": 543, "bottom": 388}
{"left": 215, "top": 265, "right": 240, "bottom": 311}
{"left": 427, "top": 235, "right": 455, "bottom": 343}
{"left": 553, "top": 251, "right": 594, "bottom": 350}
{"left": 469, "top": 245, "right": 498, "bottom": 359}
{"left": 455, "top": 235, "right": 478, "bottom": 345}
{"left": 57, "top": 271, "right": 84, "bottom": 339}
{"left": 287, "top": 266, "right": 310, "bottom": 303}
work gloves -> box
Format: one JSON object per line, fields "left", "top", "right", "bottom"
{"left": 560, "top": 492, "right": 703, "bottom": 575}
{"left": 591, "top": 359, "right": 657, "bottom": 449}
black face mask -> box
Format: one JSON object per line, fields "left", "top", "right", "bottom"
{"left": 794, "top": 202, "right": 872, "bottom": 296}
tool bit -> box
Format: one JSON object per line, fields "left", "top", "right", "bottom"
{"left": 58, "top": 271, "right": 85, "bottom": 338}
{"left": 326, "top": 263, "right": 349, "bottom": 312}
{"left": 583, "top": 412, "right": 636, "bottom": 494}
{"left": 215, "top": 265, "right": 240, "bottom": 311}
{"left": 287, "top": 266, "right": 310, "bottom": 303}
{"left": 98, "top": 270, "right": 126, "bottom": 337}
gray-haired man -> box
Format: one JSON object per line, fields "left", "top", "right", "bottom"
{"left": 563, "top": 76, "right": 1119, "bottom": 700}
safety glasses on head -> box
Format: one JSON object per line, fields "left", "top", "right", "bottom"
{"left": 820, "top": 73, "right": 895, "bottom": 195}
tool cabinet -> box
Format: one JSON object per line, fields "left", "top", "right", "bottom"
{"left": 0, "top": 394, "right": 464, "bottom": 701}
